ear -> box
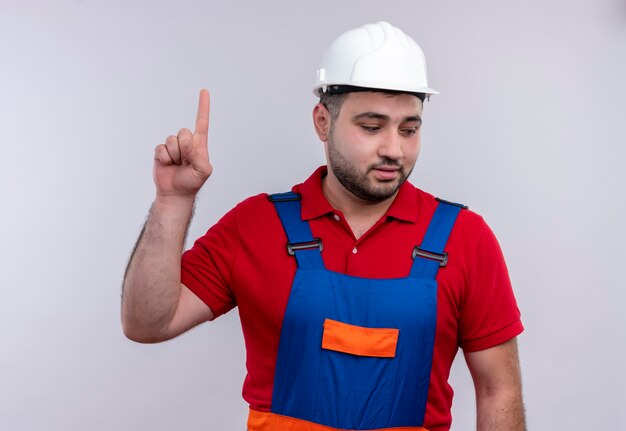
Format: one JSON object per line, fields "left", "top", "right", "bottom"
{"left": 312, "top": 103, "right": 331, "bottom": 142}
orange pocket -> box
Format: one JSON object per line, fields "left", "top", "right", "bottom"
{"left": 247, "top": 409, "right": 429, "bottom": 431}
{"left": 321, "top": 318, "right": 399, "bottom": 358}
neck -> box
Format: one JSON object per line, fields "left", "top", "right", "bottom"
{"left": 322, "top": 173, "right": 397, "bottom": 239}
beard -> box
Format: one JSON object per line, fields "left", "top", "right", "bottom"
{"left": 327, "top": 135, "right": 412, "bottom": 203}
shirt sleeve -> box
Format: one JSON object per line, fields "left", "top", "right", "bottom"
{"left": 180, "top": 207, "right": 239, "bottom": 320}
{"left": 459, "top": 220, "right": 523, "bottom": 352}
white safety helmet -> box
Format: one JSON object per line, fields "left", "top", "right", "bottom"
{"left": 313, "top": 21, "right": 438, "bottom": 99}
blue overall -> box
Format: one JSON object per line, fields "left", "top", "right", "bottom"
{"left": 268, "top": 192, "right": 463, "bottom": 430}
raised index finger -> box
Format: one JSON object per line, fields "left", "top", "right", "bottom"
{"left": 194, "top": 89, "right": 210, "bottom": 138}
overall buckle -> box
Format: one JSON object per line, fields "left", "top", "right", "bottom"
{"left": 287, "top": 239, "right": 323, "bottom": 256}
{"left": 435, "top": 197, "right": 468, "bottom": 210}
{"left": 412, "top": 246, "right": 448, "bottom": 267}
{"left": 267, "top": 193, "right": 302, "bottom": 202}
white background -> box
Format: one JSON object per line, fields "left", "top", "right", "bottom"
{"left": 1, "top": 0, "right": 625, "bottom": 429}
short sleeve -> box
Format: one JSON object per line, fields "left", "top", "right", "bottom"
{"left": 459, "top": 221, "right": 523, "bottom": 352}
{"left": 181, "top": 207, "right": 238, "bottom": 320}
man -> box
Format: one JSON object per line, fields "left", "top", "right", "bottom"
{"left": 122, "top": 22, "right": 525, "bottom": 431}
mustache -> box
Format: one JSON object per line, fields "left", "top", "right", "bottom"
{"left": 370, "top": 158, "right": 402, "bottom": 170}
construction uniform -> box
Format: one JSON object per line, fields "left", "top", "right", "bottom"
{"left": 181, "top": 166, "right": 523, "bottom": 430}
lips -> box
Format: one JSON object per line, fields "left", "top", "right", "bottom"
{"left": 372, "top": 166, "right": 400, "bottom": 181}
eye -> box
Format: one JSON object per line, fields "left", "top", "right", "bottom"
{"left": 361, "top": 125, "right": 381, "bottom": 133}
{"left": 400, "top": 127, "right": 418, "bottom": 136}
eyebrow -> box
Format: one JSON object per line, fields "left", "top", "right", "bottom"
{"left": 352, "top": 112, "right": 422, "bottom": 124}
{"left": 352, "top": 112, "right": 389, "bottom": 121}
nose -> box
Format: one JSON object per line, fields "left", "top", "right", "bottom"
{"left": 378, "top": 130, "right": 403, "bottom": 161}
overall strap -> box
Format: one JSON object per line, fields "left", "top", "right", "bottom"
{"left": 269, "top": 192, "right": 324, "bottom": 269}
{"left": 409, "top": 198, "right": 467, "bottom": 279}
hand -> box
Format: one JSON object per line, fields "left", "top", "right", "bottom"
{"left": 153, "top": 89, "right": 212, "bottom": 200}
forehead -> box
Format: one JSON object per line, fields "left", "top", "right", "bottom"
{"left": 340, "top": 91, "right": 423, "bottom": 119}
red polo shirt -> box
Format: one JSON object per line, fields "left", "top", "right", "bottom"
{"left": 181, "top": 166, "right": 523, "bottom": 431}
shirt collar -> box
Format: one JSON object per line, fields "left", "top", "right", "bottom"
{"left": 296, "top": 166, "right": 335, "bottom": 221}
{"left": 385, "top": 179, "right": 418, "bottom": 223}
{"left": 295, "top": 166, "right": 418, "bottom": 223}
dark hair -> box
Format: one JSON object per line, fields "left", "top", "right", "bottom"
{"left": 319, "top": 91, "right": 347, "bottom": 122}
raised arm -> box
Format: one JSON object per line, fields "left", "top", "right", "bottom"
{"left": 464, "top": 337, "right": 527, "bottom": 431}
{"left": 122, "top": 89, "right": 214, "bottom": 343}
